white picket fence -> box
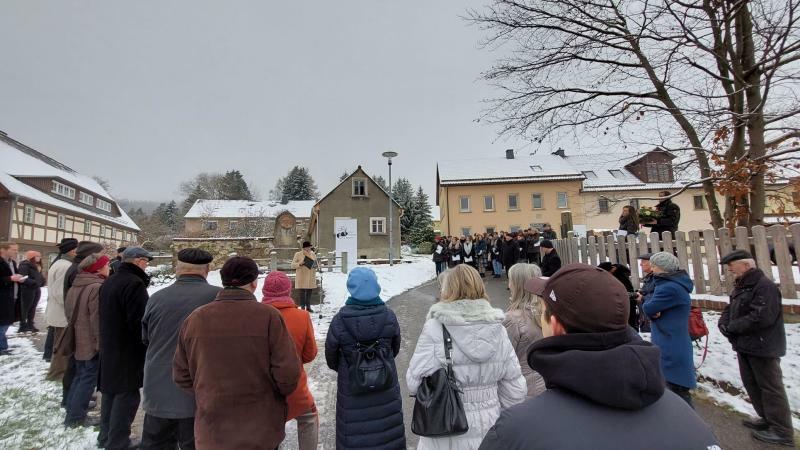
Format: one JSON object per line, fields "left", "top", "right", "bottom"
{"left": 552, "top": 225, "right": 799, "bottom": 299}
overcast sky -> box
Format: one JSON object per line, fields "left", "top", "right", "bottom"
{"left": 0, "top": 1, "right": 534, "bottom": 203}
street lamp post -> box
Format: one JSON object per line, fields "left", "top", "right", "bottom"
{"left": 382, "top": 151, "right": 398, "bottom": 266}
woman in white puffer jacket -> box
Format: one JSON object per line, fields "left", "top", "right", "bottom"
{"left": 407, "top": 264, "right": 527, "bottom": 450}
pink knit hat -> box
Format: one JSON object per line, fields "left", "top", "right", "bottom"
{"left": 262, "top": 271, "right": 292, "bottom": 299}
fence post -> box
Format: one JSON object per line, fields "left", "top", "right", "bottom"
{"left": 587, "top": 235, "right": 598, "bottom": 266}
{"left": 703, "top": 229, "right": 723, "bottom": 295}
{"left": 768, "top": 225, "right": 795, "bottom": 299}
{"left": 638, "top": 233, "right": 649, "bottom": 258}
{"left": 269, "top": 251, "right": 277, "bottom": 272}
{"left": 616, "top": 235, "right": 628, "bottom": 266}
{"left": 649, "top": 232, "right": 662, "bottom": 253}
{"left": 341, "top": 251, "right": 349, "bottom": 274}
{"left": 606, "top": 236, "right": 617, "bottom": 264}
{"left": 570, "top": 237, "right": 579, "bottom": 265}
{"left": 662, "top": 231, "right": 674, "bottom": 255}
{"left": 790, "top": 224, "right": 800, "bottom": 261}
{"left": 688, "top": 230, "right": 707, "bottom": 294}
{"left": 579, "top": 236, "right": 588, "bottom": 264}
{"left": 597, "top": 234, "right": 607, "bottom": 263}
{"left": 327, "top": 252, "right": 335, "bottom": 273}
{"left": 627, "top": 235, "right": 640, "bottom": 287}
{"left": 675, "top": 231, "right": 689, "bottom": 271}
{"left": 751, "top": 226, "right": 774, "bottom": 281}
{"left": 717, "top": 227, "right": 735, "bottom": 293}
{"left": 734, "top": 226, "right": 750, "bottom": 252}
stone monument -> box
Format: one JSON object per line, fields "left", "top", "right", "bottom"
{"left": 273, "top": 211, "right": 300, "bottom": 269}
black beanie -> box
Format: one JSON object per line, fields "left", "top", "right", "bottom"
{"left": 220, "top": 256, "right": 259, "bottom": 287}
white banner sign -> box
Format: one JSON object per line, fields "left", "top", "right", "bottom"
{"left": 334, "top": 218, "right": 358, "bottom": 269}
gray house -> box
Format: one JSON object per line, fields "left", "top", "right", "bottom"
{"left": 310, "top": 166, "right": 402, "bottom": 260}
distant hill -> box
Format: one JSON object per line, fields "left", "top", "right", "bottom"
{"left": 117, "top": 199, "right": 165, "bottom": 215}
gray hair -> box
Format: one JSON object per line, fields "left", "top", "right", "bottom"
{"left": 78, "top": 252, "right": 105, "bottom": 271}
{"left": 507, "top": 263, "right": 544, "bottom": 326}
{"left": 738, "top": 258, "right": 757, "bottom": 269}
{"left": 176, "top": 261, "right": 209, "bottom": 276}
{"left": 650, "top": 252, "right": 680, "bottom": 272}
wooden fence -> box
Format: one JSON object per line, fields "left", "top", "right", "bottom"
{"left": 551, "top": 224, "right": 799, "bottom": 299}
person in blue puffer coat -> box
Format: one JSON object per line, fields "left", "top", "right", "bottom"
{"left": 642, "top": 252, "right": 696, "bottom": 408}
{"left": 325, "top": 267, "right": 405, "bottom": 450}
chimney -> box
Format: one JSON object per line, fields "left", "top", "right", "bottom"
{"left": 552, "top": 148, "right": 566, "bottom": 158}
{"left": 505, "top": 149, "right": 515, "bottom": 159}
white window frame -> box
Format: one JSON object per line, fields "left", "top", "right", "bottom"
{"left": 111, "top": 228, "right": 116, "bottom": 239}
{"left": 532, "top": 193, "right": 544, "bottom": 210}
{"left": 203, "top": 221, "right": 218, "bottom": 231}
{"left": 370, "top": 217, "right": 387, "bottom": 234}
{"left": 51, "top": 180, "right": 75, "bottom": 199}
{"left": 79, "top": 192, "right": 94, "bottom": 205}
{"left": 57, "top": 213, "right": 66, "bottom": 229}
{"left": 459, "top": 196, "right": 471, "bottom": 213}
{"left": 557, "top": 192, "right": 569, "bottom": 209}
{"left": 352, "top": 178, "right": 368, "bottom": 197}
{"left": 23, "top": 205, "right": 35, "bottom": 223}
{"left": 483, "top": 195, "right": 495, "bottom": 212}
{"left": 99, "top": 224, "right": 105, "bottom": 237}
{"left": 96, "top": 198, "right": 112, "bottom": 212}
{"left": 508, "top": 193, "right": 519, "bottom": 211}
{"left": 598, "top": 198, "right": 610, "bottom": 214}
{"left": 84, "top": 219, "right": 92, "bottom": 234}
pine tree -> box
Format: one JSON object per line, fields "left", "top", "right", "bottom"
{"left": 220, "top": 170, "right": 254, "bottom": 200}
{"left": 391, "top": 178, "right": 415, "bottom": 239}
{"left": 408, "top": 186, "right": 435, "bottom": 245}
{"left": 160, "top": 201, "right": 179, "bottom": 231}
{"left": 183, "top": 184, "right": 207, "bottom": 211}
{"left": 372, "top": 174, "right": 389, "bottom": 192}
{"left": 277, "top": 166, "right": 319, "bottom": 202}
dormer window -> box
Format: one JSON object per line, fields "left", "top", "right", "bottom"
{"left": 51, "top": 180, "right": 75, "bottom": 199}
{"left": 79, "top": 192, "right": 94, "bottom": 205}
{"left": 96, "top": 198, "right": 112, "bottom": 212}
{"left": 530, "top": 165, "right": 543, "bottom": 172}
{"left": 609, "top": 169, "right": 626, "bottom": 179}
{"left": 646, "top": 162, "right": 673, "bottom": 182}
{"left": 582, "top": 171, "right": 597, "bottom": 179}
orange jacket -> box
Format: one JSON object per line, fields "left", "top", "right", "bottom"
{"left": 261, "top": 296, "right": 318, "bottom": 419}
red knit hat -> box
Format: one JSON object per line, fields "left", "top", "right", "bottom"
{"left": 262, "top": 271, "right": 292, "bottom": 299}
{"left": 85, "top": 255, "right": 110, "bottom": 274}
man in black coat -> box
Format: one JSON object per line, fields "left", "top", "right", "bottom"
{"left": 541, "top": 224, "right": 557, "bottom": 240}
{"left": 539, "top": 240, "right": 561, "bottom": 277}
{"left": 643, "top": 191, "right": 681, "bottom": 237}
{"left": 479, "top": 264, "right": 719, "bottom": 450}
{"left": 718, "top": 250, "right": 794, "bottom": 446}
{"left": 98, "top": 247, "right": 152, "bottom": 449}
{"left": 500, "top": 233, "right": 519, "bottom": 277}
{"left": 0, "top": 243, "right": 24, "bottom": 355}
{"left": 17, "top": 251, "right": 45, "bottom": 333}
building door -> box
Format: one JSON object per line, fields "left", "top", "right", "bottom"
{"left": 560, "top": 212, "right": 573, "bottom": 238}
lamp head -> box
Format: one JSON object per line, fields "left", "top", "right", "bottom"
{"left": 382, "top": 151, "right": 398, "bottom": 159}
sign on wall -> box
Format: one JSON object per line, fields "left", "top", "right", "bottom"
{"left": 334, "top": 217, "right": 358, "bottom": 266}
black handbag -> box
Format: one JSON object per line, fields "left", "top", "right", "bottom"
{"left": 411, "top": 324, "right": 469, "bottom": 437}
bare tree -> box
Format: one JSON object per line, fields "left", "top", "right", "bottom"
{"left": 470, "top": 0, "right": 800, "bottom": 228}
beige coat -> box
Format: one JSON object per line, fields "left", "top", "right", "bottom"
{"left": 503, "top": 308, "right": 546, "bottom": 398}
{"left": 291, "top": 250, "right": 317, "bottom": 289}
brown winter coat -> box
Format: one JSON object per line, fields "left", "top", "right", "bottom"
{"left": 173, "top": 287, "right": 301, "bottom": 450}
{"left": 261, "top": 296, "right": 318, "bottom": 420}
{"left": 503, "top": 308, "right": 546, "bottom": 398}
{"left": 291, "top": 250, "right": 317, "bottom": 289}
{"left": 64, "top": 272, "right": 104, "bottom": 361}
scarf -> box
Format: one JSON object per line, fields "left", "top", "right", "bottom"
{"left": 345, "top": 296, "right": 384, "bottom": 306}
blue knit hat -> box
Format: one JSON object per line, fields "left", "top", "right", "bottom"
{"left": 346, "top": 267, "right": 382, "bottom": 301}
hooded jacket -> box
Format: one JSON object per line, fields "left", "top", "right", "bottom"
{"left": 642, "top": 270, "right": 696, "bottom": 389}
{"left": 407, "top": 299, "right": 527, "bottom": 450}
{"left": 478, "top": 328, "right": 719, "bottom": 450}
{"left": 64, "top": 272, "right": 105, "bottom": 361}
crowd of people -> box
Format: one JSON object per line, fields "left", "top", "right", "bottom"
{"left": 0, "top": 224, "right": 796, "bottom": 448}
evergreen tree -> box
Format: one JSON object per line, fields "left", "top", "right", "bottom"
{"left": 408, "top": 186, "right": 435, "bottom": 246}
{"left": 183, "top": 184, "right": 207, "bottom": 211}
{"left": 372, "top": 174, "right": 389, "bottom": 192}
{"left": 219, "top": 170, "right": 254, "bottom": 200}
{"left": 160, "top": 200, "right": 179, "bottom": 231}
{"left": 391, "top": 178, "right": 415, "bottom": 238}
{"left": 275, "top": 166, "right": 319, "bottom": 202}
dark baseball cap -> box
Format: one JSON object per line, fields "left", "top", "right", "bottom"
{"left": 524, "top": 263, "right": 629, "bottom": 333}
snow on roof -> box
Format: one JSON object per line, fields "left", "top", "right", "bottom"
{"left": 564, "top": 152, "right": 693, "bottom": 191}
{"left": 0, "top": 133, "right": 140, "bottom": 231}
{"left": 437, "top": 153, "right": 585, "bottom": 185}
{"left": 184, "top": 199, "right": 315, "bottom": 219}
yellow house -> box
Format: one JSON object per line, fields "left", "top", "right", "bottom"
{"left": 437, "top": 150, "right": 585, "bottom": 237}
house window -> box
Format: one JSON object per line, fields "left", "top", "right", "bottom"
{"left": 370, "top": 217, "right": 386, "bottom": 234}
{"left": 486, "top": 226, "right": 495, "bottom": 234}
{"left": 483, "top": 195, "right": 495, "bottom": 211}
{"left": 96, "top": 199, "right": 112, "bottom": 212}
{"left": 646, "top": 162, "right": 672, "bottom": 183}
{"left": 557, "top": 192, "right": 569, "bottom": 209}
{"left": 23, "top": 205, "right": 35, "bottom": 223}
{"left": 99, "top": 225, "right": 105, "bottom": 237}
{"left": 461, "top": 227, "right": 472, "bottom": 236}
{"left": 508, "top": 194, "right": 519, "bottom": 210}
{"left": 57, "top": 213, "right": 66, "bottom": 229}
{"left": 459, "top": 196, "right": 470, "bottom": 212}
{"left": 510, "top": 225, "right": 521, "bottom": 233}
{"left": 79, "top": 192, "right": 94, "bottom": 205}
{"left": 51, "top": 180, "right": 76, "bottom": 199}
{"left": 629, "top": 199, "right": 640, "bottom": 210}
{"left": 609, "top": 169, "right": 626, "bottom": 179}
{"left": 352, "top": 179, "right": 367, "bottom": 197}
{"left": 598, "top": 198, "right": 610, "bottom": 214}
{"left": 229, "top": 220, "right": 238, "bottom": 231}
{"left": 530, "top": 165, "right": 543, "bottom": 172}
{"left": 582, "top": 171, "right": 598, "bottom": 179}
{"left": 532, "top": 193, "right": 543, "bottom": 210}
{"left": 694, "top": 195, "right": 706, "bottom": 210}
{"left": 84, "top": 220, "right": 92, "bottom": 234}
{"left": 111, "top": 228, "right": 116, "bottom": 239}
{"left": 203, "top": 221, "right": 218, "bottom": 231}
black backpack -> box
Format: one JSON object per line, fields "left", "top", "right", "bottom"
{"left": 347, "top": 339, "right": 393, "bottom": 394}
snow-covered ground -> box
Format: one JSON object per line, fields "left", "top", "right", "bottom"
{"left": 644, "top": 312, "right": 800, "bottom": 430}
